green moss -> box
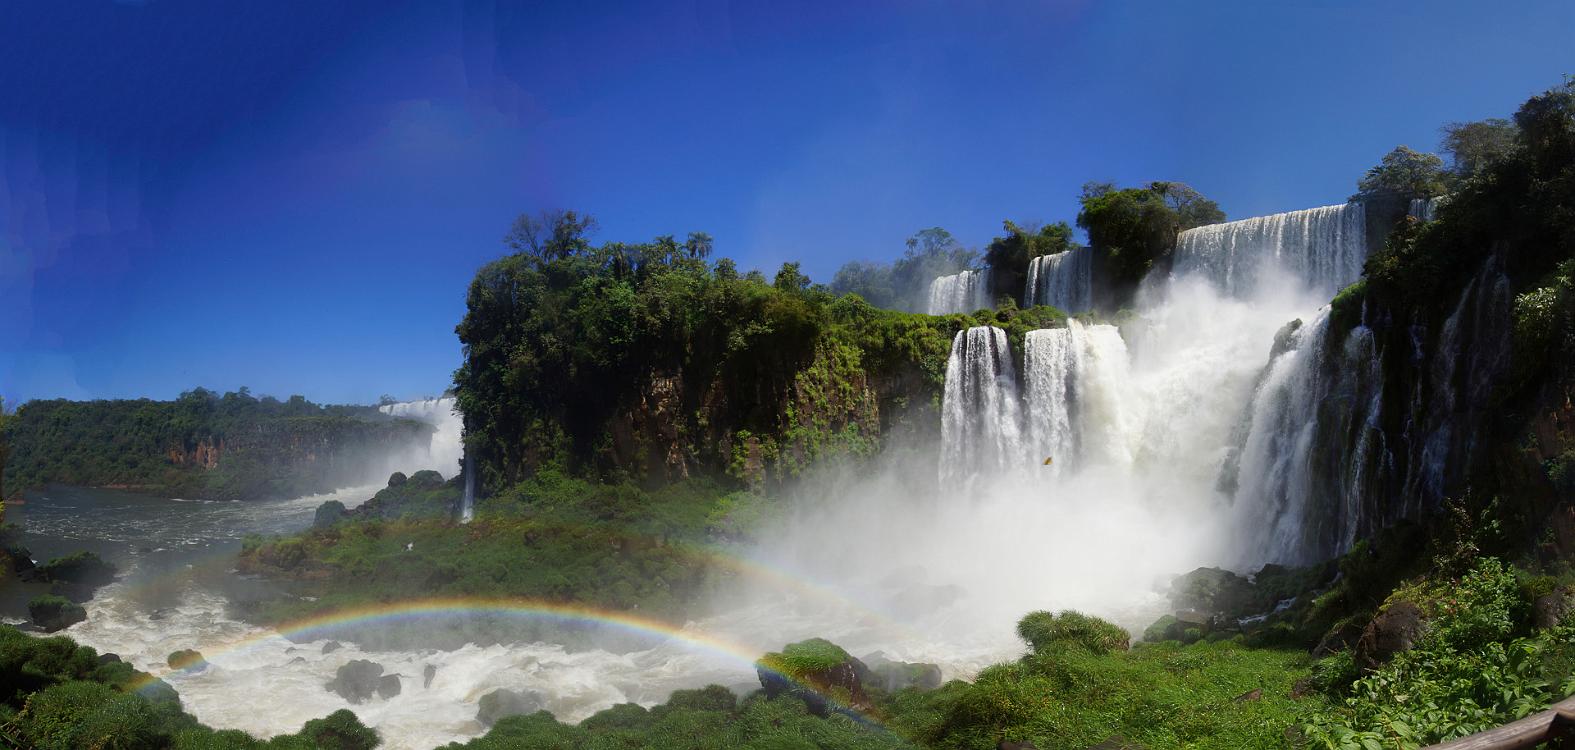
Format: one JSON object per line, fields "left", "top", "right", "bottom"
{"left": 759, "top": 638, "right": 854, "bottom": 680}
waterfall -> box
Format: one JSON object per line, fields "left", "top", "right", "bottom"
{"left": 927, "top": 269, "right": 992, "bottom": 315}
{"left": 940, "top": 326, "right": 1022, "bottom": 486}
{"left": 460, "top": 451, "right": 476, "bottom": 523}
{"left": 1408, "top": 196, "right": 1443, "bottom": 222}
{"left": 1229, "top": 310, "right": 1385, "bottom": 564}
{"left": 378, "top": 397, "right": 464, "bottom": 478}
{"left": 1023, "top": 247, "right": 1093, "bottom": 312}
{"left": 1173, "top": 203, "right": 1367, "bottom": 297}
{"left": 1021, "top": 321, "right": 1135, "bottom": 474}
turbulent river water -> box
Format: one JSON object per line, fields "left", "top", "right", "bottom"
{"left": 0, "top": 485, "right": 1040, "bottom": 748}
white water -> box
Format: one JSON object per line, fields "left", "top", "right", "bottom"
{"left": 1409, "top": 196, "right": 1443, "bottom": 222}
{"left": 1021, "top": 320, "right": 1136, "bottom": 475}
{"left": 1172, "top": 203, "right": 1367, "bottom": 299}
{"left": 926, "top": 269, "right": 992, "bottom": 314}
{"left": 939, "top": 326, "right": 1023, "bottom": 487}
{"left": 1023, "top": 246, "right": 1093, "bottom": 312}
{"left": 379, "top": 397, "right": 464, "bottom": 480}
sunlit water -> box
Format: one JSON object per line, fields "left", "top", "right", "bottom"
{"left": 1, "top": 486, "right": 1014, "bottom": 748}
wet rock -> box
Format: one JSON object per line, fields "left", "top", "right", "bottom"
{"left": 1311, "top": 616, "right": 1366, "bottom": 658}
{"left": 322, "top": 641, "right": 343, "bottom": 654}
{"left": 757, "top": 638, "right": 871, "bottom": 717}
{"left": 1170, "top": 568, "right": 1259, "bottom": 619}
{"left": 327, "top": 659, "right": 388, "bottom": 704}
{"left": 423, "top": 664, "right": 437, "bottom": 689}
{"left": 1533, "top": 587, "right": 1572, "bottom": 630}
{"left": 376, "top": 674, "right": 402, "bottom": 700}
{"left": 388, "top": 472, "right": 408, "bottom": 487}
{"left": 167, "top": 649, "right": 207, "bottom": 671}
{"left": 477, "top": 688, "right": 545, "bottom": 727}
{"left": 1354, "top": 601, "right": 1424, "bottom": 668}
{"left": 859, "top": 652, "right": 942, "bottom": 692}
{"left": 27, "top": 595, "right": 85, "bottom": 632}
{"left": 98, "top": 653, "right": 121, "bottom": 665}
{"left": 313, "top": 500, "right": 347, "bottom": 529}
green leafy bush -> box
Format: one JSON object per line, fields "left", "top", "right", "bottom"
{"left": 1016, "top": 610, "right": 1130, "bottom": 655}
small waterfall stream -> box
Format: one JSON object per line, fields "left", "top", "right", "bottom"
{"left": 927, "top": 270, "right": 992, "bottom": 315}
{"left": 1023, "top": 247, "right": 1093, "bottom": 312}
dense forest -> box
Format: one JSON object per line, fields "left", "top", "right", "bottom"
{"left": 1, "top": 390, "right": 433, "bottom": 501}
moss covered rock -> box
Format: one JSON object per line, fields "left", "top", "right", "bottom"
{"left": 756, "top": 638, "right": 870, "bottom": 715}
{"left": 27, "top": 595, "right": 86, "bottom": 632}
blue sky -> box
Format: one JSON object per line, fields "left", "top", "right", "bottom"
{"left": 2, "top": 0, "right": 1571, "bottom": 406}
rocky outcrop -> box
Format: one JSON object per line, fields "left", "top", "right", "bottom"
{"left": 1533, "top": 587, "right": 1573, "bottom": 630}
{"left": 326, "top": 660, "right": 397, "bottom": 704}
{"left": 858, "top": 652, "right": 943, "bottom": 692}
{"left": 477, "top": 688, "right": 545, "bottom": 727}
{"left": 1354, "top": 601, "right": 1425, "bottom": 668}
{"left": 757, "top": 638, "right": 872, "bottom": 717}
{"left": 167, "top": 649, "right": 207, "bottom": 671}
{"left": 28, "top": 595, "right": 85, "bottom": 632}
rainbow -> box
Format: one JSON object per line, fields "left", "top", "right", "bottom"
{"left": 126, "top": 596, "right": 892, "bottom": 730}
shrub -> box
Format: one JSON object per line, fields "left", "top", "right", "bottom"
{"left": 297, "top": 709, "right": 379, "bottom": 750}
{"left": 18, "top": 680, "right": 160, "bottom": 750}
{"left": 1016, "top": 610, "right": 1130, "bottom": 655}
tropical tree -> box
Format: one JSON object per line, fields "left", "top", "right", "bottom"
{"left": 504, "top": 209, "right": 599, "bottom": 264}
{"left": 1441, "top": 118, "right": 1518, "bottom": 179}
{"left": 1354, "top": 145, "right": 1448, "bottom": 200}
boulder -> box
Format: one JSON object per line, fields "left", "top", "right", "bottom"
{"left": 1533, "top": 587, "right": 1572, "bottom": 630}
{"left": 376, "top": 674, "right": 402, "bottom": 700}
{"left": 326, "top": 659, "right": 388, "bottom": 704}
{"left": 322, "top": 641, "right": 343, "bottom": 654}
{"left": 388, "top": 472, "right": 408, "bottom": 487}
{"left": 1170, "top": 567, "right": 1259, "bottom": 619}
{"left": 313, "top": 501, "right": 347, "bottom": 529}
{"left": 423, "top": 664, "right": 437, "bottom": 689}
{"left": 859, "top": 652, "right": 943, "bottom": 692}
{"left": 167, "top": 649, "right": 207, "bottom": 671}
{"left": 477, "top": 688, "right": 545, "bottom": 727}
{"left": 27, "top": 594, "right": 85, "bottom": 632}
{"left": 98, "top": 653, "right": 121, "bottom": 665}
{"left": 757, "top": 638, "right": 871, "bottom": 716}
{"left": 1354, "top": 601, "right": 1425, "bottom": 668}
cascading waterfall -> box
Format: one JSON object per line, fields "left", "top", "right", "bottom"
{"left": 1172, "top": 203, "right": 1367, "bottom": 297}
{"left": 939, "top": 326, "right": 1022, "bottom": 486}
{"left": 378, "top": 397, "right": 464, "bottom": 478}
{"left": 1021, "top": 320, "right": 1136, "bottom": 474}
{"left": 1023, "top": 246, "right": 1093, "bottom": 312}
{"left": 1228, "top": 310, "right": 1387, "bottom": 565}
{"left": 927, "top": 269, "right": 992, "bottom": 315}
{"left": 1408, "top": 196, "right": 1443, "bottom": 222}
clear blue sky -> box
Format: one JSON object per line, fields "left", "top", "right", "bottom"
{"left": 2, "top": 0, "right": 1570, "bottom": 406}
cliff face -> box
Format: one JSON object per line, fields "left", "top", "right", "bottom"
{"left": 1236, "top": 178, "right": 1575, "bottom": 564}
{"left": 604, "top": 336, "right": 933, "bottom": 486}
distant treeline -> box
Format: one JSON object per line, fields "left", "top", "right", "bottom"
{"left": 2, "top": 388, "right": 432, "bottom": 501}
